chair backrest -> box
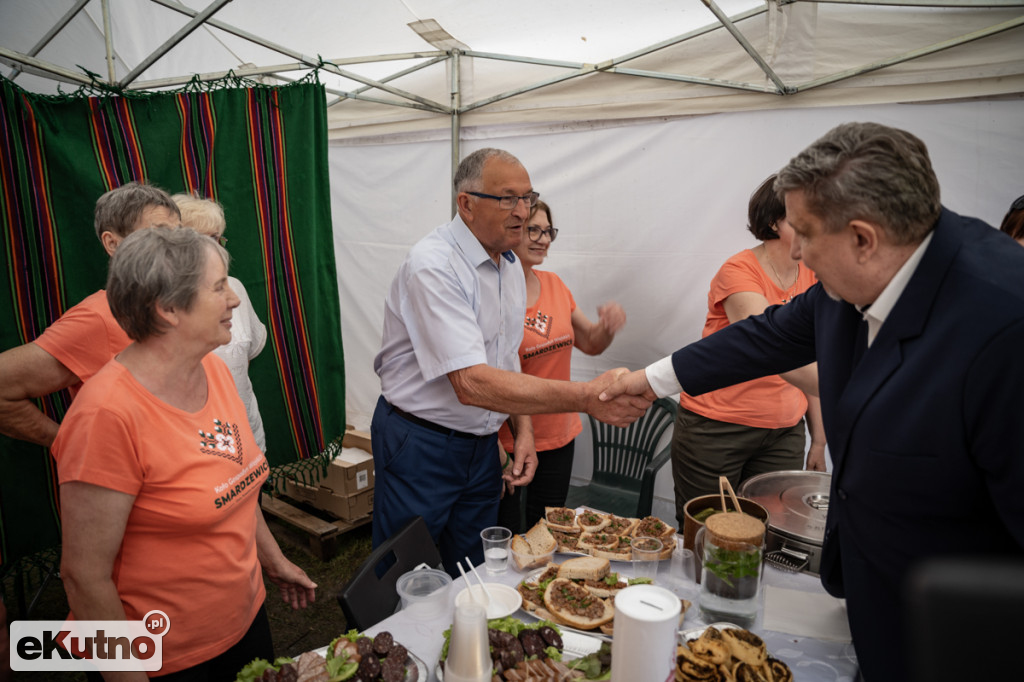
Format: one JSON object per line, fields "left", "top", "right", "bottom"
{"left": 336, "top": 515, "right": 441, "bottom": 631}
{"left": 586, "top": 397, "right": 677, "bottom": 493}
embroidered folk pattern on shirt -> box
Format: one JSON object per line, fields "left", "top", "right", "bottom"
{"left": 525, "top": 310, "right": 552, "bottom": 339}
{"left": 198, "top": 418, "right": 244, "bottom": 464}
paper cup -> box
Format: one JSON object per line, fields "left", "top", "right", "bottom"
{"left": 611, "top": 585, "right": 681, "bottom": 682}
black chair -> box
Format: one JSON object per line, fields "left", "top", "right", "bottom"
{"left": 336, "top": 515, "right": 441, "bottom": 631}
{"left": 565, "top": 397, "right": 677, "bottom": 518}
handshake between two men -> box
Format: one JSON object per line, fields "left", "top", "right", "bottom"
{"left": 588, "top": 367, "right": 657, "bottom": 427}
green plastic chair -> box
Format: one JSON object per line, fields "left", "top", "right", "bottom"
{"left": 565, "top": 397, "right": 678, "bottom": 518}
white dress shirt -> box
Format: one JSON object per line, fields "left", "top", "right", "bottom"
{"left": 374, "top": 215, "right": 526, "bottom": 435}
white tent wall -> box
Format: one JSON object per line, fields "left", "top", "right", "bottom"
{"left": 331, "top": 97, "right": 1024, "bottom": 522}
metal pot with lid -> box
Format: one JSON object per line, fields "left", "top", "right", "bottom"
{"left": 738, "top": 470, "right": 830, "bottom": 575}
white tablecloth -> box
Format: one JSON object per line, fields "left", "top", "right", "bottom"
{"left": 362, "top": 539, "right": 860, "bottom": 682}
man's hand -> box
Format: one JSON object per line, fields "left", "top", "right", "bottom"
{"left": 598, "top": 368, "right": 656, "bottom": 404}
{"left": 504, "top": 436, "right": 537, "bottom": 488}
{"left": 584, "top": 368, "right": 651, "bottom": 427}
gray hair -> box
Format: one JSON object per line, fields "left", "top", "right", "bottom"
{"left": 94, "top": 181, "right": 181, "bottom": 242}
{"left": 774, "top": 122, "right": 941, "bottom": 245}
{"left": 453, "top": 148, "right": 523, "bottom": 193}
{"left": 172, "top": 192, "right": 226, "bottom": 237}
{"left": 107, "top": 226, "right": 230, "bottom": 341}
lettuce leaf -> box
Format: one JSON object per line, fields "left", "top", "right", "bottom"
{"left": 235, "top": 656, "right": 294, "bottom": 682}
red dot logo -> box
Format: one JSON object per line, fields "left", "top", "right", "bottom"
{"left": 142, "top": 610, "right": 171, "bottom": 637}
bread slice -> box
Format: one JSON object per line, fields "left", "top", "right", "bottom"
{"left": 576, "top": 509, "right": 610, "bottom": 533}
{"left": 511, "top": 535, "right": 540, "bottom": 571}
{"left": 525, "top": 520, "right": 557, "bottom": 554}
{"left": 542, "top": 578, "right": 614, "bottom": 630}
{"left": 544, "top": 507, "right": 580, "bottom": 534}
{"left": 556, "top": 556, "right": 610, "bottom": 582}
{"left": 511, "top": 521, "right": 558, "bottom": 570}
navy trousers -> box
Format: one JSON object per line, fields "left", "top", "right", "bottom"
{"left": 371, "top": 396, "right": 502, "bottom": 577}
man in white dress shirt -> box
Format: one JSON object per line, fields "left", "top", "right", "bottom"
{"left": 373, "top": 148, "right": 649, "bottom": 574}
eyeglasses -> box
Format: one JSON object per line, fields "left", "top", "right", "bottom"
{"left": 207, "top": 234, "right": 228, "bottom": 247}
{"left": 1012, "top": 195, "right": 1024, "bottom": 211}
{"left": 466, "top": 191, "right": 540, "bottom": 210}
{"left": 527, "top": 225, "right": 558, "bottom": 243}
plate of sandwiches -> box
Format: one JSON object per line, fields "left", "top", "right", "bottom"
{"left": 515, "top": 555, "right": 691, "bottom": 640}
{"left": 543, "top": 506, "right": 678, "bottom": 561}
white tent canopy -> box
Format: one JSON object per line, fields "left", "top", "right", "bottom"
{"left": 3, "top": 1, "right": 1023, "bottom": 518}
{"left": 2, "top": 0, "right": 1023, "bottom": 142}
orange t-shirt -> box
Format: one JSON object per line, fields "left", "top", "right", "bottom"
{"left": 499, "top": 270, "right": 583, "bottom": 452}
{"left": 33, "top": 290, "right": 131, "bottom": 397}
{"left": 680, "top": 249, "right": 818, "bottom": 429}
{"left": 52, "top": 354, "right": 267, "bottom": 675}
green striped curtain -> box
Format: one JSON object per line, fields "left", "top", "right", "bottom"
{"left": 0, "top": 75, "right": 345, "bottom": 570}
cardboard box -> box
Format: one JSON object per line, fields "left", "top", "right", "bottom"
{"left": 283, "top": 477, "right": 319, "bottom": 506}
{"left": 281, "top": 429, "right": 375, "bottom": 521}
{"left": 342, "top": 428, "right": 372, "bottom": 454}
{"left": 317, "top": 486, "right": 374, "bottom": 521}
{"left": 320, "top": 448, "right": 374, "bottom": 498}
{"left": 283, "top": 479, "right": 374, "bottom": 521}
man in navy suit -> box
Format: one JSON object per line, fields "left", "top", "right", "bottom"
{"left": 603, "top": 122, "right": 1024, "bottom": 681}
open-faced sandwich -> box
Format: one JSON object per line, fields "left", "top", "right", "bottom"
{"left": 544, "top": 506, "right": 581, "bottom": 534}
{"left": 635, "top": 515, "right": 676, "bottom": 543}
{"left": 576, "top": 509, "right": 610, "bottom": 533}
{"left": 518, "top": 556, "right": 663, "bottom": 633}
{"left": 543, "top": 578, "right": 615, "bottom": 631}
{"left": 524, "top": 510, "right": 678, "bottom": 561}
{"left": 602, "top": 514, "right": 639, "bottom": 537}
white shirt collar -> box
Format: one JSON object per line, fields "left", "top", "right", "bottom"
{"left": 858, "top": 231, "right": 933, "bottom": 346}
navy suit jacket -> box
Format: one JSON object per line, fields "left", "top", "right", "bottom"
{"left": 672, "top": 208, "right": 1024, "bottom": 681}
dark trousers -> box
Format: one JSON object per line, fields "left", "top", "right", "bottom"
{"left": 497, "top": 440, "right": 575, "bottom": 533}
{"left": 371, "top": 396, "right": 502, "bottom": 577}
{"left": 671, "top": 406, "right": 805, "bottom": 528}
{"left": 85, "top": 604, "right": 272, "bottom": 681}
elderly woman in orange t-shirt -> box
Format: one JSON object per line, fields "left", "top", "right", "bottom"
{"left": 497, "top": 200, "right": 626, "bottom": 532}
{"left": 670, "top": 174, "right": 827, "bottom": 528}
{"left": 53, "top": 227, "right": 315, "bottom": 679}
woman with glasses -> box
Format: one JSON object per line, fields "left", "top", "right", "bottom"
{"left": 669, "top": 174, "right": 826, "bottom": 529}
{"left": 173, "top": 192, "right": 269, "bottom": 454}
{"left": 999, "top": 194, "right": 1024, "bottom": 245}
{"left": 496, "top": 200, "right": 626, "bottom": 532}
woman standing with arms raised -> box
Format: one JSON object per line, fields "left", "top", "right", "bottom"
{"left": 497, "top": 200, "right": 626, "bottom": 532}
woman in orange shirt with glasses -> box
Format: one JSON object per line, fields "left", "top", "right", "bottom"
{"left": 497, "top": 200, "right": 626, "bottom": 532}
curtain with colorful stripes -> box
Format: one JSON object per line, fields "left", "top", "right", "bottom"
{"left": 0, "top": 75, "right": 345, "bottom": 570}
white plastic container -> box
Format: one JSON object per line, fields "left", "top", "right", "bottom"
{"left": 395, "top": 566, "right": 452, "bottom": 620}
{"left": 611, "top": 585, "right": 681, "bottom": 682}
